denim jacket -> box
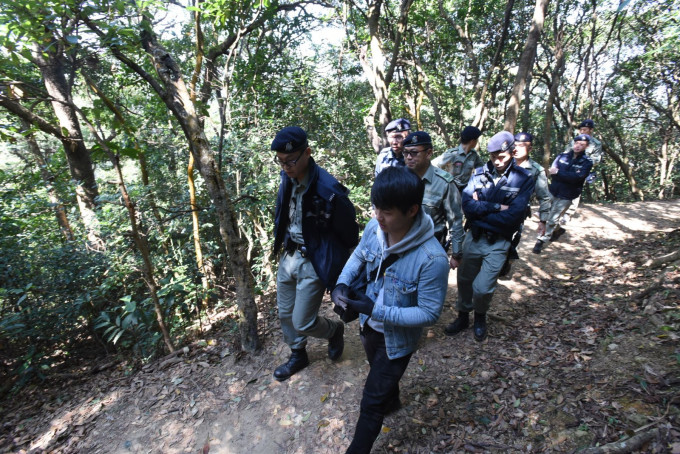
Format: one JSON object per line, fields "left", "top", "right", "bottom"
{"left": 336, "top": 215, "right": 449, "bottom": 360}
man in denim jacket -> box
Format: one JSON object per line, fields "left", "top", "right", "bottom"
{"left": 331, "top": 167, "right": 449, "bottom": 453}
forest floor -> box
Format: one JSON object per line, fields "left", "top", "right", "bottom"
{"left": 1, "top": 199, "right": 680, "bottom": 454}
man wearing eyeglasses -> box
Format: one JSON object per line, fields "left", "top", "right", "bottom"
{"left": 272, "top": 126, "right": 359, "bottom": 381}
{"left": 374, "top": 118, "right": 411, "bottom": 176}
{"left": 403, "top": 131, "right": 465, "bottom": 270}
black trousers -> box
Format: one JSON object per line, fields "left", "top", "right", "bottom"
{"left": 346, "top": 324, "right": 412, "bottom": 454}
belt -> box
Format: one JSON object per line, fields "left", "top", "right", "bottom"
{"left": 285, "top": 239, "right": 307, "bottom": 258}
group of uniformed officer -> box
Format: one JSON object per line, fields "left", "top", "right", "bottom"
{"left": 269, "top": 119, "right": 599, "bottom": 452}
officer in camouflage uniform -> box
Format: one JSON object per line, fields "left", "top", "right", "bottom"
{"left": 444, "top": 131, "right": 534, "bottom": 341}
{"left": 432, "top": 126, "right": 484, "bottom": 192}
{"left": 500, "top": 132, "right": 551, "bottom": 276}
{"left": 374, "top": 118, "right": 411, "bottom": 176}
{"left": 561, "top": 119, "right": 603, "bottom": 225}
{"left": 403, "top": 131, "right": 465, "bottom": 269}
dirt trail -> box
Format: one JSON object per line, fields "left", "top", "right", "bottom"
{"left": 2, "top": 200, "right": 679, "bottom": 454}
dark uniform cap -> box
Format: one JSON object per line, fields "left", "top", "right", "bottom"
{"left": 460, "top": 126, "right": 482, "bottom": 143}
{"left": 574, "top": 133, "right": 591, "bottom": 142}
{"left": 578, "top": 119, "right": 595, "bottom": 129}
{"left": 385, "top": 118, "right": 411, "bottom": 133}
{"left": 514, "top": 132, "right": 533, "bottom": 143}
{"left": 487, "top": 131, "right": 515, "bottom": 153}
{"left": 271, "top": 126, "right": 308, "bottom": 154}
{"left": 404, "top": 131, "right": 432, "bottom": 147}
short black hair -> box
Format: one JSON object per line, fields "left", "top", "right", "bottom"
{"left": 371, "top": 167, "right": 424, "bottom": 214}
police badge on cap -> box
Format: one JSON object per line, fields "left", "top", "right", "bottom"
{"left": 487, "top": 131, "right": 515, "bottom": 153}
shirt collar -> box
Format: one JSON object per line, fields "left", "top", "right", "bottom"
{"left": 422, "top": 163, "right": 436, "bottom": 182}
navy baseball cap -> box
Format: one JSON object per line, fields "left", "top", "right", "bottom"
{"left": 271, "top": 126, "right": 308, "bottom": 154}
{"left": 578, "top": 119, "right": 595, "bottom": 128}
{"left": 460, "top": 126, "right": 482, "bottom": 143}
{"left": 574, "top": 133, "right": 591, "bottom": 142}
{"left": 514, "top": 132, "right": 533, "bottom": 143}
{"left": 487, "top": 131, "right": 515, "bottom": 153}
{"left": 404, "top": 131, "right": 432, "bottom": 147}
{"left": 385, "top": 118, "right": 411, "bottom": 133}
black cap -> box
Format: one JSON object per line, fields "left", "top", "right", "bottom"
{"left": 404, "top": 131, "right": 432, "bottom": 148}
{"left": 385, "top": 118, "right": 411, "bottom": 133}
{"left": 514, "top": 132, "right": 533, "bottom": 143}
{"left": 460, "top": 126, "right": 482, "bottom": 143}
{"left": 271, "top": 126, "right": 308, "bottom": 154}
{"left": 578, "top": 119, "right": 595, "bottom": 129}
{"left": 574, "top": 133, "right": 591, "bottom": 142}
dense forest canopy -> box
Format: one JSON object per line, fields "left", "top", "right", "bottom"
{"left": 0, "top": 0, "right": 678, "bottom": 391}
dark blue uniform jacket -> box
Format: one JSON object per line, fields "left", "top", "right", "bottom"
{"left": 549, "top": 150, "right": 594, "bottom": 200}
{"left": 274, "top": 158, "right": 359, "bottom": 290}
{"left": 462, "top": 160, "right": 535, "bottom": 240}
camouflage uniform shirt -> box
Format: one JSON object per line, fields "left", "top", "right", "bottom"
{"left": 432, "top": 144, "right": 484, "bottom": 190}
{"left": 517, "top": 159, "right": 551, "bottom": 222}
{"left": 421, "top": 164, "right": 465, "bottom": 257}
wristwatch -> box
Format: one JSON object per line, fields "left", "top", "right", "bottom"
{"left": 493, "top": 203, "right": 501, "bottom": 212}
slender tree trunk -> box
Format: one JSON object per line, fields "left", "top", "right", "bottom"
{"left": 505, "top": 0, "right": 549, "bottom": 132}
{"left": 139, "top": 29, "right": 260, "bottom": 352}
{"left": 543, "top": 30, "right": 566, "bottom": 169}
{"left": 472, "top": 0, "right": 515, "bottom": 128}
{"left": 19, "top": 120, "right": 74, "bottom": 242}
{"left": 188, "top": 153, "right": 214, "bottom": 308}
{"left": 600, "top": 119, "right": 643, "bottom": 200}
{"left": 81, "top": 73, "right": 166, "bottom": 240}
{"left": 32, "top": 43, "right": 103, "bottom": 250}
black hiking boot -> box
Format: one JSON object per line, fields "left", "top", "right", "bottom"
{"left": 444, "top": 311, "right": 470, "bottom": 336}
{"left": 473, "top": 312, "right": 487, "bottom": 342}
{"left": 328, "top": 323, "right": 344, "bottom": 361}
{"left": 274, "top": 348, "right": 309, "bottom": 382}
{"left": 532, "top": 240, "right": 544, "bottom": 254}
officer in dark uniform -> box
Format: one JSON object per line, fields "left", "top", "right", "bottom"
{"left": 374, "top": 118, "right": 411, "bottom": 176}
{"left": 272, "top": 126, "right": 359, "bottom": 381}
{"left": 444, "top": 131, "right": 534, "bottom": 341}
{"left": 533, "top": 133, "right": 593, "bottom": 254}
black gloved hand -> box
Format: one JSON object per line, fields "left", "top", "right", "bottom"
{"left": 331, "top": 284, "right": 350, "bottom": 307}
{"left": 338, "top": 291, "right": 375, "bottom": 316}
{"left": 331, "top": 284, "right": 359, "bottom": 322}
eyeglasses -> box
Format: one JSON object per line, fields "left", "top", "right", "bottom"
{"left": 403, "top": 147, "right": 430, "bottom": 157}
{"left": 273, "top": 148, "right": 305, "bottom": 169}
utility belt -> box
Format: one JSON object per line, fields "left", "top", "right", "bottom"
{"left": 468, "top": 225, "right": 500, "bottom": 244}
{"left": 285, "top": 238, "right": 308, "bottom": 258}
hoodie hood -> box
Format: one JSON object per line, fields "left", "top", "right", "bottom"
{"left": 376, "top": 210, "right": 435, "bottom": 259}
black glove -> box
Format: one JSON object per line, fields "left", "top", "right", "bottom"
{"left": 338, "top": 291, "right": 375, "bottom": 316}
{"left": 331, "top": 284, "right": 350, "bottom": 306}
{"left": 331, "top": 284, "right": 359, "bottom": 322}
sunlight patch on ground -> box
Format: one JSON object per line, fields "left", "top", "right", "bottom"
{"left": 29, "top": 389, "right": 124, "bottom": 451}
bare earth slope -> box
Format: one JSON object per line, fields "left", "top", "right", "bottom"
{"left": 2, "top": 199, "right": 679, "bottom": 454}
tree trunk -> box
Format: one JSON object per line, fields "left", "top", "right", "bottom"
{"left": 471, "top": 0, "right": 515, "bottom": 128}
{"left": 19, "top": 120, "right": 74, "bottom": 242}
{"left": 188, "top": 153, "right": 214, "bottom": 309}
{"left": 357, "top": 0, "right": 414, "bottom": 152}
{"left": 32, "top": 43, "right": 103, "bottom": 250}
{"left": 139, "top": 29, "right": 261, "bottom": 352}
{"left": 542, "top": 29, "right": 566, "bottom": 169}
{"left": 504, "top": 0, "right": 549, "bottom": 132}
